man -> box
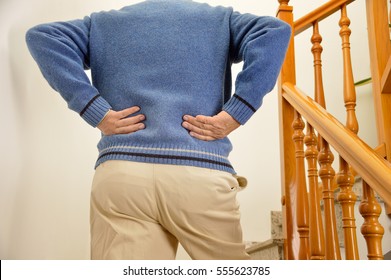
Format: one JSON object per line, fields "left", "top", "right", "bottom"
{"left": 26, "top": 0, "right": 291, "bottom": 260}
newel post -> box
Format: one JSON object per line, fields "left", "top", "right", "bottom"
{"left": 277, "top": 0, "right": 298, "bottom": 260}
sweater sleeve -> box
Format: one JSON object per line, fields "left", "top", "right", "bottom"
{"left": 25, "top": 17, "right": 112, "bottom": 127}
{"left": 223, "top": 12, "right": 291, "bottom": 125}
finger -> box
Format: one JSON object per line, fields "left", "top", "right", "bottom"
{"left": 116, "top": 114, "right": 145, "bottom": 134}
{"left": 117, "top": 114, "right": 145, "bottom": 127}
{"left": 183, "top": 115, "right": 214, "bottom": 130}
{"left": 196, "top": 115, "right": 227, "bottom": 132}
{"left": 117, "top": 106, "right": 141, "bottom": 119}
{"left": 195, "top": 115, "right": 213, "bottom": 125}
{"left": 182, "top": 121, "right": 215, "bottom": 138}
{"left": 189, "top": 131, "right": 216, "bottom": 141}
{"left": 116, "top": 123, "right": 145, "bottom": 134}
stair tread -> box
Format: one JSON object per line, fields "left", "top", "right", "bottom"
{"left": 245, "top": 238, "right": 284, "bottom": 253}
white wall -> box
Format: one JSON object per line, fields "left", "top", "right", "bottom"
{"left": 1, "top": 0, "right": 389, "bottom": 260}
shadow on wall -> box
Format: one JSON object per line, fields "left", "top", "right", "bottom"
{"left": 3, "top": 1, "right": 94, "bottom": 259}
{"left": 385, "top": 250, "right": 391, "bottom": 260}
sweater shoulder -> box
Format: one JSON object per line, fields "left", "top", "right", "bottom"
{"left": 89, "top": 0, "right": 234, "bottom": 23}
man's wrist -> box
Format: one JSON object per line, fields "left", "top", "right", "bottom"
{"left": 97, "top": 109, "right": 111, "bottom": 127}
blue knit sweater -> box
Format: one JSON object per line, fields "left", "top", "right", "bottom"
{"left": 26, "top": 0, "right": 291, "bottom": 174}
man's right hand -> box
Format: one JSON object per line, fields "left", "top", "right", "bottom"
{"left": 97, "top": 106, "right": 145, "bottom": 136}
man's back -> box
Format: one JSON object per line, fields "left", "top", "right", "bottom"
{"left": 26, "top": 0, "right": 291, "bottom": 173}
{"left": 88, "top": 1, "right": 233, "bottom": 155}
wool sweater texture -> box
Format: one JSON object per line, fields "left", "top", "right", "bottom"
{"left": 26, "top": 0, "right": 291, "bottom": 174}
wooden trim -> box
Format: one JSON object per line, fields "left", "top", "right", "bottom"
{"left": 282, "top": 83, "right": 391, "bottom": 203}
{"left": 366, "top": 0, "right": 391, "bottom": 148}
{"left": 374, "top": 143, "right": 387, "bottom": 159}
{"left": 294, "top": 0, "right": 355, "bottom": 35}
{"left": 381, "top": 55, "right": 391, "bottom": 93}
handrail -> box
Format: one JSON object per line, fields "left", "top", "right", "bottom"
{"left": 282, "top": 82, "right": 391, "bottom": 204}
{"left": 294, "top": 0, "right": 355, "bottom": 35}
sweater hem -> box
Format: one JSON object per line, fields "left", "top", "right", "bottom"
{"left": 94, "top": 144, "right": 235, "bottom": 174}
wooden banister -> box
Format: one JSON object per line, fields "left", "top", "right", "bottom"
{"left": 282, "top": 83, "right": 391, "bottom": 203}
{"left": 294, "top": 0, "right": 355, "bottom": 35}
{"left": 277, "top": 0, "right": 391, "bottom": 260}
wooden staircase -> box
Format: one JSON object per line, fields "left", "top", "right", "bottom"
{"left": 276, "top": 0, "right": 391, "bottom": 260}
{"left": 247, "top": 179, "right": 390, "bottom": 260}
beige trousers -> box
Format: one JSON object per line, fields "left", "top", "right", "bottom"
{"left": 90, "top": 160, "right": 250, "bottom": 260}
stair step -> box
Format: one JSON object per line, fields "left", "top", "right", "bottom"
{"left": 246, "top": 239, "right": 284, "bottom": 260}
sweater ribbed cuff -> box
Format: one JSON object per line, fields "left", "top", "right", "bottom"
{"left": 223, "top": 94, "right": 256, "bottom": 125}
{"left": 79, "top": 95, "right": 112, "bottom": 127}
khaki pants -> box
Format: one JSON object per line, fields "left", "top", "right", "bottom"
{"left": 90, "top": 160, "right": 250, "bottom": 260}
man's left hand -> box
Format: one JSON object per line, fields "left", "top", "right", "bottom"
{"left": 182, "top": 111, "right": 240, "bottom": 141}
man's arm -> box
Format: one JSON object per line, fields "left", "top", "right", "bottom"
{"left": 183, "top": 13, "right": 291, "bottom": 141}
{"left": 26, "top": 18, "right": 145, "bottom": 134}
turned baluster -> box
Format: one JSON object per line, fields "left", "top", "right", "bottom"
{"left": 318, "top": 142, "right": 342, "bottom": 259}
{"left": 304, "top": 123, "right": 325, "bottom": 260}
{"left": 361, "top": 0, "right": 386, "bottom": 254}
{"left": 312, "top": 22, "right": 326, "bottom": 107}
{"left": 359, "top": 181, "right": 385, "bottom": 260}
{"left": 313, "top": 21, "right": 340, "bottom": 259}
{"left": 306, "top": 21, "right": 325, "bottom": 260}
{"left": 337, "top": 4, "right": 359, "bottom": 260}
{"left": 292, "top": 111, "right": 310, "bottom": 260}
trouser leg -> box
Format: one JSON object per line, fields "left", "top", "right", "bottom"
{"left": 90, "top": 161, "right": 178, "bottom": 260}
{"left": 154, "top": 165, "right": 250, "bottom": 260}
